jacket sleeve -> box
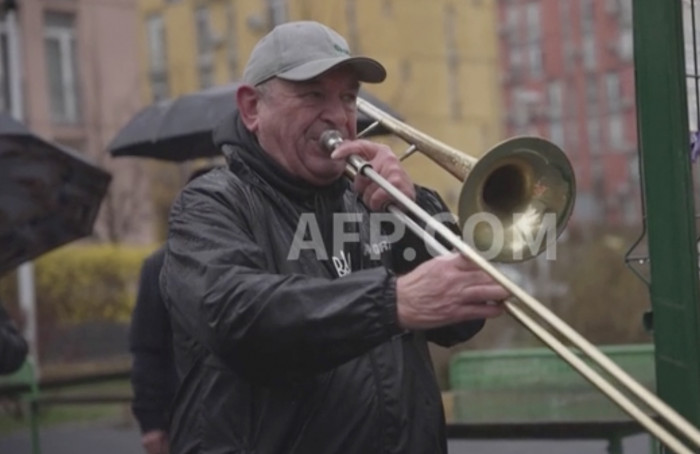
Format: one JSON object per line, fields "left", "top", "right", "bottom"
{"left": 390, "top": 186, "right": 486, "bottom": 347}
{"left": 129, "top": 249, "right": 177, "bottom": 432}
{"left": 160, "top": 182, "right": 404, "bottom": 384}
{"left": 0, "top": 304, "right": 28, "bottom": 375}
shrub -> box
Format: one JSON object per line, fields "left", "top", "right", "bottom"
{"left": 0, "top": 244, "right": 155, "bottom": 324}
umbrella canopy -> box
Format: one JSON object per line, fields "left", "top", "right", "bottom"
{"left": 0, "top": 113, "right": 112, "bottom": 276}
{"left": 107, "top": 84, "right": 402, "bottom": 161}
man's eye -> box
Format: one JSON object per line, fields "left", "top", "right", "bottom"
{"left": 342, "top": 94, "right": 358, "bottom": 104}
{"left": 303, "top": 91, "right": 324, "bottom": 100}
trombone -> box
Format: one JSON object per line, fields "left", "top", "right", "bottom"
{"left": 319, "top": 97, "right": 700, "bottom": 454}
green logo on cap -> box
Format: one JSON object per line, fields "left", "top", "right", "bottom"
{"left": 333, "top": 44, "right": 350, "bottom": 55}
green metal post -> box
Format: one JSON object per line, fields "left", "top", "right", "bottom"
{"left": 633, "top": 0, "right": 700, "bottom": 427}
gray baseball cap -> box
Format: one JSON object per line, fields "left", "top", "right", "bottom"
{"left": 242, "top": 21, "right": 387, "bottom": 86}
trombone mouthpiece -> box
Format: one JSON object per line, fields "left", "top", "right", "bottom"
{"left": 320, "top": 130, "right": 344, "bottom": 152}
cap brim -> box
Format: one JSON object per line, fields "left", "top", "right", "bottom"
{"left": 277, "top": 56, "right": 387, "bottom": 84}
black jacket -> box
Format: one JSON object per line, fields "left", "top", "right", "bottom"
{"left": 0, "top": 303, "right": 28, "bottom": 375}
{"left": 129, "top": 247, "right": 178, "bottom": 433}
{"left": 160, "top": 113, "right": 485, "bottom": 454}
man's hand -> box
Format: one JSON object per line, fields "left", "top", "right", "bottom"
{"left": 142, "top": 429, "right": 169, "bottom": 454}
{"left": 331, "top": 139, "right": 416, "bottom": 211}
{"left": 396, "top": 253, "right": 508, "bottom": 330}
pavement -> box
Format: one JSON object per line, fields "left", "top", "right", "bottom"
{"left": 0, "top": 420, "right": 655, "bottom": 454}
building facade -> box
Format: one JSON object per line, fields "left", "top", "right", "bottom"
{"left": 137, "top": 0, "right": 503, "bottom": 209}
{"left": 498, "top": 0, "right": 638, "bottom": 226}
{"left": 1, "top": 0, "right": 150, "bottom": 243}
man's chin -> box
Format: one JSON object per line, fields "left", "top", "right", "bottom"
{"left": 308, "top": 166, "right": 346, "bottom": 186}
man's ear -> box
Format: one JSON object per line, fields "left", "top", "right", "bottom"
{"left": 237, "top": 85, "right": 261, "bottom": 132}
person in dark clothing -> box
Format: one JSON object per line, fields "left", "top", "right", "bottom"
{"left": 129, "top": 166, "right": 217, "bottom": 454}
{"left": 160, "top": 21, "right": 508, "bottom": 454}
{"left": 0, "top": 301, "right": 28, "bottom": 375}
{"left": 129, "top": 247, "right": 177, "bottom": 454}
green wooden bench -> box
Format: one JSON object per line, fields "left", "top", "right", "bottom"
{"left": 447, "top": 344, "right": 658, "bottom": 454}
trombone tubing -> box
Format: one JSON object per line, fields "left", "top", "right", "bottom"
{"left": 322, "top": 131, "right": 700, "bottom": 453}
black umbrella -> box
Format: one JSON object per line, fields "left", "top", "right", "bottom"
{"left": 0, "top": 113, "right": 112, "bottom": 276}
{"left": 107, "top": 83, "right": 402, "bottom": 161}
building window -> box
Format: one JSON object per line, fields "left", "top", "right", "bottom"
{"left": 588, "top": 116, "right": 601, "bottom": 152}
{"left": 504, "top": 4, "right": 519, "bottom": 45}
{"left": 44, "top": 11, "right": 81, "bottom": 125}
{"left": 509, "top": 47, "right": 524, "bottom": 73}
{"left": 549, "top": 120, "right": 565, "bottom": 148}
{"left": 684, "top": 0, "right": 700, "bottom": 130}
{"left": 548, "top": 80, "right": 564, "bottom": 119}
{"left": 566, "top": 118, "right": 579, "bottom": 151}
{"left": 617, "top": 0, "right": 634, "bottom": 61}
{"left": 226, "top": 2, "right": 239, "bottom": 79}
{"left": 582, "top": 35, "right": 597, "bottom": 71}
{"left": 527, "top": 46, "right": 543, "bottom": 79}
{"left": 345, "top": 0, "right": 360, "bottom": 53}
{"left": 565, "top": 80, "right": 578, "bottom": 118}
{"left": 575, "top": 192, "right": 602, "bottom": 222}
{"left": 195, "top": 6, "right": 215, "bottom": 89}
{"left": 581, "top": 0, "right": 595, "bottom": 34}
{"left": 267, "top": 0, "right": 288, "bottom": 27}
{"left": 605, "top": 72, "right": 621, "bottom": 112}
{"left": 586, "top": 75, "right": 598, "bottom": 113}
{"left": 560, "top": 0, "right": 575, "bottom": 72}
{"left": 512, "top": 88, "right": 542, "bottom": 127}
{"left": 195, "top": 6, "right": 212, "bottom": 56}
{"left": 617, "top": 28, "right": 633, "bottom": 61}
{"left": 608, "top": 113, "right": 626, "bottom": 150}
{"left": 590, "top": 159, "right": 605, "bottom": 198}
{"left": 580, "top": 0, "right": 597, "bottom": 71}
{"left": 618, "top": 0, "right": 632, "bottom": 27}
{"left": 628, "top": 154, "right": 640, "bottom": 185}
{"left": 525, "top": 2, "right": 542, "bottom": 78}
{"left": 688, "top": 78, "right": 698, "bottom": 130}
{"left": 525, "top": 3, "right": 540, "bottom": 43}
{"left": 444, "top": 4, "right": 461, "bottom": 119}
{"left": 146, "top": 14, "right": 169, "bottom": 101}
{"left": 559, "top": 0, "right": 571, "bottom": 41}
{"left": 0, "top": 23, "right": 10, "bottom": 113}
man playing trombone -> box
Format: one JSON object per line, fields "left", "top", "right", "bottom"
{"left": 160, "top": 20, "right": 508, "bottom": 454}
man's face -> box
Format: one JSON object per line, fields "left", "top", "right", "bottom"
{"left": 252, "top": 68, "right": 360, "bottom": 186}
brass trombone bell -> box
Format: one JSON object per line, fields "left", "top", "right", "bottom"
{"left": 355, "top": 98, "right": 576, "bottom": 262}
{"left": 460, "top": 136, "right": 576, "bottom": 262}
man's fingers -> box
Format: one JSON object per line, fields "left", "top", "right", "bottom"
{"left": 454, "top": 299, "right": 505, "bottom": 320}
{"left": 330, "top": 140, "right": 375, "bottom": 161}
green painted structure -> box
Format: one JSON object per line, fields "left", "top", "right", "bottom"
{"left": 633, "top": 0, "right": 700, "bottom": 429}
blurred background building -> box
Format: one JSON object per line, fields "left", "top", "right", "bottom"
{"left": 498, "top": 0, "right": 639, "bottom": 227}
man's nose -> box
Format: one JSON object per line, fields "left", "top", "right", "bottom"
{"left": 321, "top": 98, "right": 350, "bottom": 127}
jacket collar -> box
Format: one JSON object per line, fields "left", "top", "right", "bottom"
{"left": 213, "top": 111, "right": 347, "bottom": 202}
